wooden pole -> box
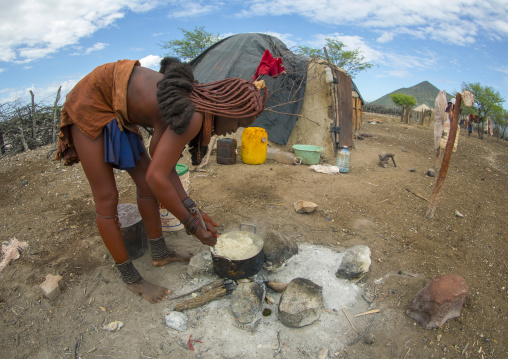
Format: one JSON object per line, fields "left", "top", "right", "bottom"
{"left": 426, "top": 93, "right": 462, "bottom": 219}
{"left": 52, "top": 86, "right": 62, "bottom": 143}
{"left": 323, "top": 48, "right": 340, "bottom": 153}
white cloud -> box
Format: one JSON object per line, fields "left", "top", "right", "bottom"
{"left": 169, "top": 2, "right": 221, "bottom": 18}
{"left": 0, "top": 0, "right": 158, "bottom": 63}
{"left": 238, "top": 0, "right": 508, "bottom": 45}
{"left": 385, "top": 69, "right": 411, "bottom": 78}
{"left": 494, "top": 65, "right": 508, "bottom": 75}
{"left": 261, "top": 32, "right": 298, "bottom": 50}
{"left": 84, "top": 43, "right": 109, "bottom": 55}
{"left": 139, "top": 55, "right": 162, "bottom": 70}
{"left": 70, "top": 43, "right": 109, "bottom": 56}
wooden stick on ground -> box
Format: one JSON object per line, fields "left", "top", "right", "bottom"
{"left": 426, "top": 93, "right": 462, "bottom": 219}
{"left": 342, "top": 306, "right": 359, "bottom": 334}
{"left": 174, "top": 286, "right": 227, "bottom": 311}
{"left": 168, "top": 279, "right": 224, "bottom": 301}
{"left": 405, "top": 188, "right": 430, "bottom": 203}
{"left": 347, "top": 312, "right": 380, "bottom": 346}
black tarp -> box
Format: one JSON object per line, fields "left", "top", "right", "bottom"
{"left": 189, "top": 33, "right": 309, "bottom": 145}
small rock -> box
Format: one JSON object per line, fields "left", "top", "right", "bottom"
{"left": 164, "top": 311, "right": 188, "bottom": 331}
{"left": 187, "top": 250, "right": 214, "bottom": 277}
{"left": 21, "top": 180, "right": 29, "bottom": 186}
{"left": 335, "top": 245, "right": 371, "bottom": 281}
{"left": 455, "top": 210, "right": 464, "bottom": 218}
{"left": 294, "top": 200, "right": 318, "bottom": 214}
{"left": 101, "top": 321, "right": 124, "bottom": 332}
{"left": 363, "top": 333, "right": 375, "bottom": 345}
{"left": 39, "top": 274, "right": 64, "bottom": 300}
{"left": 426, "top": 168, "right": 436, "bottom": 177}
{"left": 410, "top": 168, "right": 416, "bottom": 172}
{"left": 278, "top": 278, "right": 324, "bottom": 328}
{"left": 230, "top": 282, "right": 264, "bottom": 324}
{"left": 318, "top": 348, "right": 329, "bottom": 359}
{"left": 263, "top": 231, "right": 298, "bottom": 272}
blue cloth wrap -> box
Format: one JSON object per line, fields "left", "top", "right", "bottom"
{"left": 103, "top": 119, "right": 145, "bottom": 170}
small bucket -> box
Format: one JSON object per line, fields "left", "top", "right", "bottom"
{"left": 292, "top": 145, "right": 323, "bottom": 165}
{"left": 160, "top": 164, "right": 189, "bottom": 231}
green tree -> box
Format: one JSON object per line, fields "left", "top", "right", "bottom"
{"left": 460, "top": 82, "right": 505, "bottom": 139}
{"left": 390, "top": 93, "right": 416, "bottom": 124}
{"left": 490, "top": 107, "right": 508, "bottom": 141}
{"left": 389, "top": 93, "right": 416, "bottom": 107}
{"left": 296, "top": 38, "right": 373, "bottom": 78}
{"left": 159, "top": 26, "right": 221, "bottom": 60}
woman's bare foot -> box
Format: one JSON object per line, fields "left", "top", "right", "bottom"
{"left": 125, "top": 278, "right": 171, "bottom": 303}
{"left": 152, "top": 250, "right": 193, "bottom": 267}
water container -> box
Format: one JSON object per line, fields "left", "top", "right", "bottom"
{"left": 336, "top": 146, "right": 350, "bottom": 173}
{"left": 266, "top": 147, "right": 281, "bottom": 160}
{"left": 160, "top": 164, "right": 189, "bottom": 231}
{"left": 241, "top": 127, "right": 268, "bottom": 165}
{"left": 274, "top": 151, "right": 302, "bottom": 165}
{"left": 216, "top": 138, "right": 237, "bottom": 165}
{"left": 325, "top": 66, "right": 334, "bottom": 83}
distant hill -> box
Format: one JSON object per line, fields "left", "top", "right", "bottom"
{"left": 368, "top": 81, "right": 451, "bottom": 109}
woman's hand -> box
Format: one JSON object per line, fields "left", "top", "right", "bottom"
{"left": 194, "top": 225, "right": 218, "bottom": 246}
{"left": 199, "top": 211, "right": 219, "bottom": 233}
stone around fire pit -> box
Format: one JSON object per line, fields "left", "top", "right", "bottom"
{"left": 230, "top": 282, "right": 264, "bottom": 324}
{"left": 278, "top": 277, "right": 324, "bottom": 328}
{"left": 335, "top": 244, "right": 371, "bottom": 281}
{"left": 187, "top": 250, "right": 215, "bottom": 278}
{"left": 263, "top": 231, "right": 298, "bottom": 272}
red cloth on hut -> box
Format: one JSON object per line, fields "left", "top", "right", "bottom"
{"left": 252, "top": 49, "right": 285, "bottom": 81}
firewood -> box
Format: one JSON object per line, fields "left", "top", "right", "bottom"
{"left": 168, "top": 279, "right": 225, "bottom": 301}
{"left": 174, "top": 286, "right": 227, "bottom": 311}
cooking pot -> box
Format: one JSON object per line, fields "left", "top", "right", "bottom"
{"left": 210, "top": 224, "right": 264, "bottom": 279}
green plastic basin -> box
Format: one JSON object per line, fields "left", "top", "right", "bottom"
{"left": 292, "top": 145, "right": 323, "bottom": 165}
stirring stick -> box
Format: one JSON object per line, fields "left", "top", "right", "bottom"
{"left": 194, "top": 203, "right": 215, "bottom": 249}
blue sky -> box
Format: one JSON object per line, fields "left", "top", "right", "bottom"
{"left": 1, "top": 0, "right": 508, "bottom": 107}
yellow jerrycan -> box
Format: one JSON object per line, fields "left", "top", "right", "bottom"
{"left": 241, "top": 127, "right": 268, "bottom": 165}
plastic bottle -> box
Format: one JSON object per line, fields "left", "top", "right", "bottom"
{"left": 325, "top": 66, "right": 334, "bottom": 84}
{"left": 336, "top": 146, "right": 350, "bottom": 173}
{"left": 266, "top": 147, "right": 281, "bottom": 160}
{"left": 275, "top": 151, "right": 302, "bottom": 165}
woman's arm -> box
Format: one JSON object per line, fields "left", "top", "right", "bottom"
{"left": 146, "top": 111, "right": 217, "bottom": 245}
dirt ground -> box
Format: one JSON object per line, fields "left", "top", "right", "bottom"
{"left": 0, "top": 113, "right": 507, "bottom": 359}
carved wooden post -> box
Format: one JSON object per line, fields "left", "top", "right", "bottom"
{"left": 426, "top": 93, "right": 462, "bottom": 219}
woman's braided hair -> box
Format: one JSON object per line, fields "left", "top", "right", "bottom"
{"left": 157, "top": 57, "right": 267, "bottom": 164}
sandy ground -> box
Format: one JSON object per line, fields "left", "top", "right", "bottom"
{"left": 0, "top": 113, "right": 507, "bottom": 359}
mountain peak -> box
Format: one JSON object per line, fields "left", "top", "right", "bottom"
{"left": 369, "top": 81, "right": 444, "bottom": 109}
